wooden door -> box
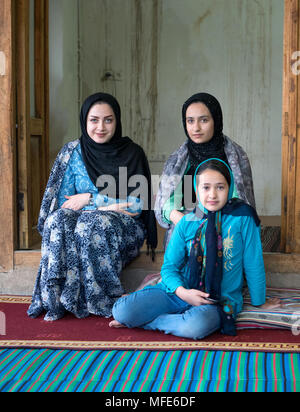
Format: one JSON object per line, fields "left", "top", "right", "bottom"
{"left": 0, "top": 0, "right": 15, "bottom": 271}
{"left": 281, "top": 0, "right": 300, "bottom": 253}
{"left": 16, "top": 0, "right": 49, "bottom": 249}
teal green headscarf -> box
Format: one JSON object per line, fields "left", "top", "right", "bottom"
{"left": 189, "top": 158, "right": 260, "bottom": 336}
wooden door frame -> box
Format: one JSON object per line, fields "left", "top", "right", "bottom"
{"left": 0, "top": 0, "right": 16, "bottom": 271}
{"left": 0, "top": 0, "right": 300, "bottom": 271}
{"left": 0, "top": 0, "right": 48, "bottom": 271}
{"left": 281, "top": 0, "right": 300, "bottom": 253}
{"left": 16, "top": 0, "right": 49, "bottom": 249}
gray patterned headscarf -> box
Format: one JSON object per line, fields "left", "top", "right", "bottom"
{"left": 154, "top": 137, "right": 256, "bottom": 249}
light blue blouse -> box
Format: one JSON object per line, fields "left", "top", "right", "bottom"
{"left": 57, "top": 144, "right": 99, "bottom": 210}
{"left": 57, "top": 144, "right": 142, "bottom": 215}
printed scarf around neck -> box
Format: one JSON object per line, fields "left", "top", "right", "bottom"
{"left": 188, "top": 199, "right": 260, "bottom": 336}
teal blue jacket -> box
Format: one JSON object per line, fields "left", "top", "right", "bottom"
{"left": 156, "top": 211, "right": 266, "bottom": 317}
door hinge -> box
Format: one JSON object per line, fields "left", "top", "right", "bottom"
{"left": 17, "top": 192, "right": 24, "bottom": 211}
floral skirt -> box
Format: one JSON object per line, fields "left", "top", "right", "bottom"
{"left": 27, "top": 208, "right": 145, "bottom": 321}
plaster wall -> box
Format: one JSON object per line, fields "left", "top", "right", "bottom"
{"left": 49, "top": 0, "right": 284, "bottom": 216}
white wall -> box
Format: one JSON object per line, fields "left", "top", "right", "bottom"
{"left": 49, "top": 0, "right": 284, "bottom": 216}
{"left": 49, "top": 0, "right": 80, "bottom": 164}
{"left": 156, "top": 0, "right": 284, "bottom": 216}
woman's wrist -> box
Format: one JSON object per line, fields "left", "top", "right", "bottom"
{"left": 175, "top": 286, "right": 188, "bottom": 300}
{"left": 98, "top": 205, "right": 108, "bottom": 211}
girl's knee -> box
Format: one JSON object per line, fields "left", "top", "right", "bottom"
{"left": 112, "top": 297, "right": 128, "bottom": 323}
{"left": 178, "top": 306, "right": 221, "bottom": 339}
{"left": 112, "top": 296, "right": 136, "bottom": 327}
{"left": 112, "top": 288, "right": 172, "bottom": 328}
{"left": 185, "top": 324, "right": 218, "bottom": 340}
{"left": 175, "top": 322, "right": 211, "bottom": 340}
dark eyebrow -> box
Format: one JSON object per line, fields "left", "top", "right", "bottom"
{"left": 186, "top": 115, "right": 210, "bottom": 119}
{"left": 89, "top": 114, "right": 113, "bottom": 119}
{"left": 201, "top": 182, "right": 225, "bottom": 185}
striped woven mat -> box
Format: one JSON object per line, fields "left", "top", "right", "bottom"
{"left": 0, "top": 348, "right": 299, "bottom": 392}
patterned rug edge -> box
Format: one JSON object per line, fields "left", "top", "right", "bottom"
{"left": 0, "top": 339, "right": 299, "bottom": 353}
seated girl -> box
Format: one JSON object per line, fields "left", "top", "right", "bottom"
{"left": 27, "top": 92, "right": 157, "bottom": 321}
{"left": 110, "top": 158, "right": 278, "bottom": 339}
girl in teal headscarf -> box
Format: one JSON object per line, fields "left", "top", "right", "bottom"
{"left": 110, "top": 158, "right": 277, "bottom": 339}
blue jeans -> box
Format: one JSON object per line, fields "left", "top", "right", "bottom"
{"left": 112, "top": 287, "right": 221, "bottom": 340}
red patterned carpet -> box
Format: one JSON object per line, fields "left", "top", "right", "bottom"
{"left": 0, "top": 295, "right": 299, "bottom": 353}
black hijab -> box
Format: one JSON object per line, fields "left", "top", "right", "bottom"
{"left": 80, "top": 92, "right": 157, "bottom": 252}
{"left": 182, "top": 93, "right": 228, "bottom": 179}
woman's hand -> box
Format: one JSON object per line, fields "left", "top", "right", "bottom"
{"left": 98, "top": 202, "right": 139, "bottom": 217}
{"left": 176, "top": 286, "right": 214, "bottom": 306}
{"left": 170, "top": 210, "right": 184, "bottom": 225}
{"left": 61, "top": 193, "right": 90, "bottom": 211}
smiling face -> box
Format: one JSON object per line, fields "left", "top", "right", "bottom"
{"left": 86, "top": 103, "right": 116, "bottom": 144}
{"left": 197, "top": 168, "right": 229, "bottom": 212}
{"left": 186, "top": 102, "right": 215, "bottom": 144}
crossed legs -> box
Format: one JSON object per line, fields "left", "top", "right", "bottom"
{"left": 111, "top": 287, "right": 221, "bottom": 340}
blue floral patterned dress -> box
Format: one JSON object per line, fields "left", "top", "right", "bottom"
{"left": 27, "top": 140, "right": 146, "bottom": 321}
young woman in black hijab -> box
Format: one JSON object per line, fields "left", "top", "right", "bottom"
{"left": 28, "top": 92, "right": 157, "bottom": 321}
{"left": 155, "top": 92, "right": 255, "bottom": 249}
{"left": 183, "top": 93, "right": 228, "bottom": 178}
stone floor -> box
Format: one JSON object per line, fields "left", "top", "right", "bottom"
{"left": 1, "top": 257, "right": 300, "bottom": 297}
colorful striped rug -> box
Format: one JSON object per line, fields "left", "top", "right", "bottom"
{"left": 1, "top": 294, "right": 300, "bottom": 353}
{"left": 0, "top": 348, "right": 299, "bottom": 392}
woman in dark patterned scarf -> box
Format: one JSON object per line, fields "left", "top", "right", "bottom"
{"left": 155, "top": 92, "right": 255, "bottom": 249}
{"left": 27, "top": 92, "right": 157, "bottom": 321}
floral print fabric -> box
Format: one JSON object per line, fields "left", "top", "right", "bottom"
{"left": 27, "top": 140, "right": 145, "bottom": 321}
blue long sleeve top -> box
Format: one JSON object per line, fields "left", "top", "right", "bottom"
{"left": 57, "top": 144, "right": 142, "bottom": 214}
{"left": 57, "top": 144, "right": 99, "bottom": 210}
{"left": 156, "top": 211, "right": 266, "bottom": 317}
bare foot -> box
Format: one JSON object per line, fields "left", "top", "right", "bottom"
{"left": 109, "top": 319, "right": 126, "bottom": 328}
{"left": 260, "top": 298, "right": 282, "bottom": 310}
